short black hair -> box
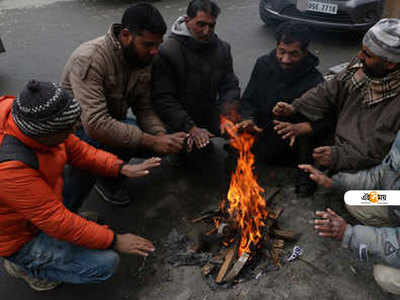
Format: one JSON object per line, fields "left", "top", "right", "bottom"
{"left": 187, "top": 0, "right": 221, "bottom": 19}
{"left": 121, "top": 3, "right": 167, "bottom": 35}
{"left": 275, "top": 22, "right": 311, "bottom": 50}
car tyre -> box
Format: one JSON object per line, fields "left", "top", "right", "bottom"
{"left": 259, "top": 1, "right": 278, "bottom": 26}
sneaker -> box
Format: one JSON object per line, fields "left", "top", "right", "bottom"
{"left": 94, "top": 178, "right": 131, "bottom": 206}
{"left": 3, "top": 260, "right": 61, "bottom": 292}
{"left": 295, "top": 168, "right": 317, "bottom": 197}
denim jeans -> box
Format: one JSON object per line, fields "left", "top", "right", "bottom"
{"left": 63, "top": 119, "right": 138, "bottom": 211}
{"left": 6, "top": 232, "right": 119, "bottom": 284}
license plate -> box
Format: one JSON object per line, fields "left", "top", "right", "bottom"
{"left": 306, "top": 0, "right": 338, "bottom": 14}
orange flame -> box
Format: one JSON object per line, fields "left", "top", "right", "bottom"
{"left": 219, "top": 116, "right": 267, "bottom": 256}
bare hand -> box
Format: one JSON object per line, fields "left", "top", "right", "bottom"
{"left": 313, "top": 146, "right": 333, "bottom": 167}
{"left": 115, "top": 233, "right": 155, "bottom": 256}
{"left": 236, "top": 120, "right": 263, "bottom": 134}
{"left": 298, "top": 164, "right": 333, "bottom": 188}
{"left": 187, "top": 127, "right": 215, "bottom": 151}
{"left": 314, "top": 208, "right": 347, "bottom": 241}
{"left": 120, "top": 157, "right": 161, "bottom": 178}
{"left": 272, "top": 102, "right": 295, "bottom": 117}
{"left": 273, "top": 121, "right": 312, "bottom": 147}
{"left": 152, "top": 132, "right": 187, "bottom": 155}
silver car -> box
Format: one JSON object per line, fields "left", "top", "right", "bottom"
{"left": 259, "top": 0, "right": 384, "bottom": 31}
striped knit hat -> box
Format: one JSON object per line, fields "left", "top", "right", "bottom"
{"left": 12, "top": 80, "right": 81, "bottom": 137}
{"left": 363, "top": 18, "right": 400, "bottom": 63}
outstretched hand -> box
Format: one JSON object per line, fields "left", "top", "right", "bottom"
{"left": 115, "top": 233, "right": 155, "bottom": 256}
{"left": 235, "top": 120, "right": 263, "bottom": 134}
{"left": 272, "top": 102, "right": 295, "bottom": 117}
{"left": 298, "top": 164, "right": 333, "bottom": 188}
{"left": 313, "top": 146, "right": 333, "bottom": 167}
{"left": 120, "top": 157, "right": 161, "bottom": 178}
{"left": 273, "top": 121, "right": 312, "bottom": 147}
{"left": 187, "top": 126, "right": 215, "bottom": 151}
{"left": 314, "top": 208, "right": 347, "bottom": 241}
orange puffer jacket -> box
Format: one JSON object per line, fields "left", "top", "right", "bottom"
{"left": 0, "top": 96, "right": 122, "bottom": 257}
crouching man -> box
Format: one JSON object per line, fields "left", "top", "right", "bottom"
{"left": 300, "top": 130, "right": 400, "bottom": 295}
{"left": 0, "top": 80, "right": 160, "bottom": 291}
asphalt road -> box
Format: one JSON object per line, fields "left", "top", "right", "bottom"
{"left": 0, "top": 1, "right": 370, "bottom": 300}
{"left": 0, "top": 0, "right": 362, "bottom": 95}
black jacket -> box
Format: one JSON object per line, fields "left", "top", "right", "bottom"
{"left": 240, "top": 50, "right": 326, "bottom": 132}
{"left": 152, "top": 33, "right": 240, "bottom": 135}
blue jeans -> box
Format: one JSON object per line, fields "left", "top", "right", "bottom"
{"left": 6, "top": 232, "right": 119, "bottom": 284}
{"left": 63, "top": 119, "right": 138, "bottom": 211}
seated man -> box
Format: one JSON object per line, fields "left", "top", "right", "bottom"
{"left": 61, "top": 3, "right": 187, "bottom": 206}
{"left": 152, "top": 0, "right": 240, "bottom": 160}
{"left": 273, "top": 18, "right": 400, "bottom": 175}
{"left": 0, "top": 81, "right": 160, "bottom": 291}
{"left": 301, "top": 130, "right": 400, "bottom": 295}
{"left": 238, "top": 22, "right": 327, "bottom": 196}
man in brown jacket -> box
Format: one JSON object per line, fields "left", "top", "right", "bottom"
{"left": 61, "top": 3, "right": 187, "bottom": 206}
{"left": 273, "top": 19, "right": 400, "bottom": 174}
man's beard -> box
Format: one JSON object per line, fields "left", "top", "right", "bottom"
{"left": 122, "top": 42, "right": 153, "bottom": 68}
{"left": 361, "top": 59, "right": 387, "bottom": 78}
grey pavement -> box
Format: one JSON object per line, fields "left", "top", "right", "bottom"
{"left": 0, "top": 0, "right": 395, "bottom": 299}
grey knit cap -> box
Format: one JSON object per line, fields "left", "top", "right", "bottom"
{"left": 12, "top": 80, "right": 81, "bottom": 137}
{"left": 363, "top": 18, "right": 400, "bottom": 63}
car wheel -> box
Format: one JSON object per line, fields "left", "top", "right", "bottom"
{"left": 259, "top": 1, "right": 278, "bottom": 26}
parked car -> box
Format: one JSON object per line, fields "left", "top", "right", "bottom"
{"left": 259, "top": 0, "right": 384, "bottom": 31}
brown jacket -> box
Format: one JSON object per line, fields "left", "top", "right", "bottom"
{"left": 61, "top": 24, "right": 166, "bottom": 149}
{"left": 292, "top": 62, "right": 400, "bottom": 173}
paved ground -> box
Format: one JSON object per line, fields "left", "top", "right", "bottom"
{"left": 0, "top": 0, "right": 397, "bottom": 299}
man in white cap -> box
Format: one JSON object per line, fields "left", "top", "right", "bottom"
{"left": 273, "top": 18, "right": 400, "bottom": 175}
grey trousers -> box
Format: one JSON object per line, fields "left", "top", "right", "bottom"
{"left": 346, "top": 205, "right": 400, "bottom": 295}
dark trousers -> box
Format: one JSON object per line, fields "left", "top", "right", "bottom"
{"left": 62, "top": 119, "right": 137, "bottom": 212}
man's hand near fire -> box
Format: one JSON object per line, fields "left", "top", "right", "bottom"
{"left": 313, "top": 208, "right": 347, "bottom": 241}
{"left": 120, "top": 157, "right": 162, "bottom": 178}
{"left": 298, "top": 164, "right": 333, "bottom": 188}
{"left": 273, "top": 120, "right": 312, "bottom": 147}
{"left": 235, "top": 120, "right": 263, "bottom": 134}
{"left": 313, "top": 146, "right": 333, "bottom": 167}
{"left": 272, "top": 102, "right": 296, "bottom": 117}
{"left": 187, "top": 126, "right": 215, "bottom": 151}
{"left": 114, "top": 233, "right": 155, "bottom": 256}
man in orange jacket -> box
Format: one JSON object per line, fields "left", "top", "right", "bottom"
{"left": 0, "top": 80, "right": 160, "bottom": 291}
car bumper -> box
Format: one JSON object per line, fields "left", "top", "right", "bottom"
{"left": 261, "top": 0, "right": 382, "bottom": 31}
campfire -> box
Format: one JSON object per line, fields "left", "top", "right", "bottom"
{"left": 184, "top": 116, "right": 298, "bottom": 285}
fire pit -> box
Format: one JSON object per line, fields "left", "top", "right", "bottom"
{"left": 181, "top": 117, "right": 298, "bottom": 285}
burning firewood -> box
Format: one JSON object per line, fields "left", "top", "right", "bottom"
{"left": 216, "top": 244, "right": 238, "bottom": 283}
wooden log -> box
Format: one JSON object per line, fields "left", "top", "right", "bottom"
{"left": 264, "top": 187, "right": 280, "bottom": 203}
{"left": 269, "top": 207, "right": 284, "bottom": 220}
{"left": 272, "top": 229, "right": 297, "bottom": 241}
{"left": 224, "top": 252, "right": 250, "bottom": 282}
{"left": 271, "top": 239, "right": 284, "bottom": 249}
{"left": 216, "top": 244, "right": 237, "bottom": 283}
{"left": 271, "top": 248, "right": 284, "bottom": 266}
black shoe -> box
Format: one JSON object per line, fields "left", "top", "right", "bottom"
{"left": 295, "top": 169, "right": 317, "bottom": 197}
{"left": 94, "top": 179, "right": 131, "bottom": 206}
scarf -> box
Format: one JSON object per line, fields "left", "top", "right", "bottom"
{"left": 346, "top": 58, "right": 400, "bottom": 106}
